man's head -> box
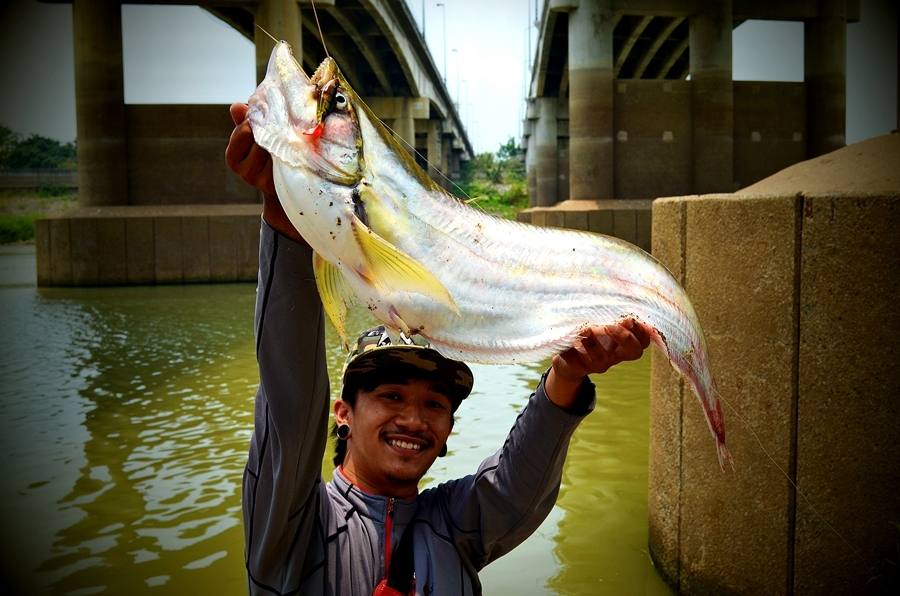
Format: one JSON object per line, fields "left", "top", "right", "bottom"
{"left": 332, "top": 327, "right": 473, "bottom": 498}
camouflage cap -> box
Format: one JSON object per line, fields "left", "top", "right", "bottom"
{"left": 341, "top": 326, "right": 474, "bottom": 411}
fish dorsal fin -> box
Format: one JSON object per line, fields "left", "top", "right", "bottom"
{"left": 312, "top": 252, "right": 356, "bottom": 350}
{"left": 351, "top": 215, "right": 459, "bottom": 315}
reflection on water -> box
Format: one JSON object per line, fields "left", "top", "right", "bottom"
{"left": 0, "top": 245, "right": 670, "bottom": 595}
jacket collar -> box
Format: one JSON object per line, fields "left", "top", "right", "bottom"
{"left": 331, "top": 468, "right": 418, "bottom": 525}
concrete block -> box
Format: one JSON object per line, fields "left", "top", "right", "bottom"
{"left": 679, "top": 194, "right": 798, "bottom": 595}
{"left": 236, "top": 215, "right": 261, "bottom": 281}
{"left": 208, "top": 216, "right": 238, "bottom": 281}
{"left": 126, "top": 217, "right": 155, "bottom": 284}
{"left": 515, "top": 211, "right": 532, "bottom": 224}
{"left": 612, "top": 209, "right": 636, "bottom": 246}
{"left": 543, "top": 210, "right": 564, "bottom": 229}
{"left": 154, "top": 217, "right": 183, "bottom": 283}
{"left": 97, "top": 218, "right": 127, "bottom": 284}
{"left": 531, "top": 210, "right": 547, "bottom": 227}
{"left": 588, "top": 210, "right": 613, "bottom": 235}
{"left": 181, "top": 217, "right": 210, "bottom": 282}
{"left": 636, "top": 208, "right": 652, "bottom": 251}
{"left": 647, "top": 198, "right": 686, "bottom": 585}
{"left": 734, "top": 82, "right": 806, "bottom": 189}
{"left": 70, "top": 218, "right": 99, "bottom": 285}
{"left": 48, "top": 219, "right": 72, "bottom": 285}
{"left": 794, "top": 193, "right": 900, "bottom": 594}
{"left": 35, "top": 220, "right": 51, "bottom": 286}
{"left": 614, "top": 80, "right": 692, "bottom": 199}
{"left": 563, "top": 210, "right": 589, "bottom": 231}
{"left": 126, "top": 105, "right": 258, "bottom": 205}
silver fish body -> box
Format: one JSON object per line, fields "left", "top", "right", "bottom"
{"left": 249, "top": 43, "right": 729, "bottom": 466}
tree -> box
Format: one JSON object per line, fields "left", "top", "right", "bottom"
{"left": 0, "top": 126, "right": 77, "bottom": 170}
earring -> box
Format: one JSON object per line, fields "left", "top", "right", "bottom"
{"left": 438, "top": 443, "right": 447, "bottom": 457}
{"left": 337, "top": 424, "right": 351, "bottom": 440}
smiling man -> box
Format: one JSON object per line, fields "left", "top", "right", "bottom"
{"left": 226, "top": 102, "right": 652, "bottom": 596}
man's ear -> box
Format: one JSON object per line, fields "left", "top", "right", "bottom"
{"left": 334, "top": 399, "right": 352, "bottom": 425}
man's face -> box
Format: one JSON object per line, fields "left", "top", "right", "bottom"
{"left": 337, "top": 378, "right": 454, "bottom": 497}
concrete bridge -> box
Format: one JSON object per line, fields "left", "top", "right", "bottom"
{"left": 519, "top": 0, "right": 859, "bottom": 251}
{"left": 36, "top": 0, "right": 471, "bottom": 286}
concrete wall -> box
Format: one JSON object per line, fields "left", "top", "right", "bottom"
{"left": 126, "top": 105, "right": 259, "bottom": 205}
{"left": 35, "top": 206, "right": 261, "bottom": 286}
{"left": 529, "top": 81, "right": 811, "bottom": 207}
{"left": 520, "top": 199, "right": 652, "bottom": 252}
{"left": 734, "top": 82, "right": 807, "bottom": 189}
{"left": 614, "top": 80, "right": 692, "bottom": 199}
{"left": 648, "top": 191, "right": 900, "bottom": 594}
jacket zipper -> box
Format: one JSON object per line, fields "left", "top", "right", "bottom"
{"left": 384, "top": 497, "right": 395, "bottom": 579}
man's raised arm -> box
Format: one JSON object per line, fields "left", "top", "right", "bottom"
{"left": 228, "top": 103, "right": 330, "bottom": 592}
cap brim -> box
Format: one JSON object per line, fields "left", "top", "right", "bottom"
{"left": 342, "top": 345, "right": 473, "bottom": 409}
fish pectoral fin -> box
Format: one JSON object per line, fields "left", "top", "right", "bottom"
{"left": 351, "top": 216, "right": 459, "bottom": 314}
{"left": 312, "top": 252, "right": 355, "bottom": 351}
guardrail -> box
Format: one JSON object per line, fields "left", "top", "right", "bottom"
{"left": 0, "top": 169, "right": 78, "bottom": 189}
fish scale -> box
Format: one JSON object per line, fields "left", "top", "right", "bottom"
{"left": 248, "top": 42, "right": 731, "bottom": 468}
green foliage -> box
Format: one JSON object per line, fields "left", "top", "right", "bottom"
{"left": 0, "top": 213, "right": 37, "bottom": 243}
{"left": 457, "top": 137, "right": 527, "bottom": 219}
{"left": 0, "top": 126, "right": 77, "bottom": 170}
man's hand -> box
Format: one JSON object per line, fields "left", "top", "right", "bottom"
{"left": 545, "top": 318, "right": 653, "bottom": 410}
{"left": 225, "top": 102, "right": 306, "bottom": 245}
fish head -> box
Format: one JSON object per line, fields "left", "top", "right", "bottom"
{"left": 249, "top": 43, "right": 362, "bottom": 186}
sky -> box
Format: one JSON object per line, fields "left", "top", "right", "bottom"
{"left": 0, "top": 0, "right": 896, "bottom": 153}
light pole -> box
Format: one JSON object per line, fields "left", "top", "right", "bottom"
{"left": 436, "top": 2, "right": 447, "bottom": 84}
{"left": 452, "top": 48, "right": 460, "bottom": 109}
{"left": 421, "top": 0, "right": 426, "bottom": 36}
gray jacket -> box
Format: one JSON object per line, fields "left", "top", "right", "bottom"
{"left": 243, "top": 223, "right": 595, "bottom": 595}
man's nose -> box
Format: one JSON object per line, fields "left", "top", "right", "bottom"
{"left": 395, "top": 403, "right": 428, "bottom": 430}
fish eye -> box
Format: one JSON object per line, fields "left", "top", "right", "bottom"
{"left": 334, "top": 92, "right": 348, "bottom": 110}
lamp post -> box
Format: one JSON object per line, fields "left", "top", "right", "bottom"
{"left": 436, "top": 2, "right": 447, "bottom": 84}
{"left": 452, "top": 48, "right": 460, "bottom": 109}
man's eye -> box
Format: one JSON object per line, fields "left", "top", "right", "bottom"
{"left": 380, "top": 392, "right": 400, "bottom": 401}
{"left": 428, "top": 400, "right": 447, "bottom": 410}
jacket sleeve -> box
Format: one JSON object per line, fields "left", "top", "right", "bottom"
{"left": 439, "top": 374, "right": 595, "bottom": 569}
{"left": 243, "top": 221, "right": 330, "bottom": 593}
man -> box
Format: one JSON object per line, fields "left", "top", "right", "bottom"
{"left": 226, "top": 102, "right": 652, "bottom": 595}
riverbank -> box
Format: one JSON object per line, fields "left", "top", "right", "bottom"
{"left": 0, "top": 189, "right": 77, "bottom": 243}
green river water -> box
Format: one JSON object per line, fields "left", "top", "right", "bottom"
{"left": 0, "top": 244, "right": 671, "bottom": 595}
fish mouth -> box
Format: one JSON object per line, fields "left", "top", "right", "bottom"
{"left": 249, "top": 43, "right": 361, "bottom": 185}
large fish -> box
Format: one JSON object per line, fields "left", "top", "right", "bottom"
{"left": 248, "top": 42, "right": 730, "bottom": 467}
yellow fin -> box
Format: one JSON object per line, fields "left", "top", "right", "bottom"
{"left": 352, "top": 216, "right": 458, "bottom": 314}
{"left": 312, "top": 253, "right": 355, "bottom": 350}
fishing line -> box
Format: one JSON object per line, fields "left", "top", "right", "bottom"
{"left": 310, "top": 0, "right": 332, "bottom": 61}
{"left": 355, "top": 100, "right": 480, "bottom": 207}
{"left": 709, "top": 385, "right": 868, "bottom": 566}
{"left": 255, "top": 24, "right": 308, "bottom": 78}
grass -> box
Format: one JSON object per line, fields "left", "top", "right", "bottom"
{"left": 458, "top": 180, "right": 528, "bottom": 220}
{"left": 0, "top": 188, "right": 77, "bottom": 243}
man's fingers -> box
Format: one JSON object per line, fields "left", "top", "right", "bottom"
{"left": 608, "top": 324, "right": 643, "bottom": 361}
{"left": 622, "top": 318, "right": 652, "bottom": 349}
{"left": 229, "top": 102, "right": 249, "bottom": 126}
{"left": 226, "top": 120, "right": 254, "bottom": 171}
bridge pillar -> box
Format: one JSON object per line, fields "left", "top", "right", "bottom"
{"left": 255, "top": 0, "right": 302, "bottom": 83}
{"left": 804, "top": 0, "right": 846, "bottom": 158}
{"left": 689, "top": 0, "right": 734, "bottom": 194}
{"left": 568, "top": 0, "right": 614, "bottom": 201}
{"left": 366, "top": 97, "right": 429, "bottom": 156}
{"left": 534, "top": 97, "right": 559, "bottom": 207}
{"left": 426, "top": 120, "right": 442, "bottom": 183}
{"left": 73, "top": 0, "right": 127, "bottom": 207}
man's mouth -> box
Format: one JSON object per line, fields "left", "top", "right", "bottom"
{"left": 385, "top": 436, "right": 429, "bottom": 452}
